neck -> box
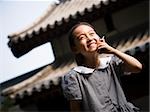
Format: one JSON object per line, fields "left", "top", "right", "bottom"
{"left": 83, "top": 53, "right": 100, "bottom": 68}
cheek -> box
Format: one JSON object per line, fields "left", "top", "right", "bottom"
{"left": 75, "top": 38, "right": 86, "bottom": 45}
{"left": 77, "top": 41, "right": 88, "bottom": 52}
{"left": 74, "top": 39, "right": 85, "bottom": 50}
{"left": 93, "top": 36, "right": 101, "bottom": 45}
{"left": 94, "top": 34, "right": 100, "bottom": 40}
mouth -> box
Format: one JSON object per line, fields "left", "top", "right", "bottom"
{"left": 87, "top": 42, "right": 97, "bottom": 48}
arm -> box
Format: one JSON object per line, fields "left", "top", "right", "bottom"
{"left": 61, "top": 71, "right": 82, "bottom": 111}
{"left": 70, "top": 100, "right": 81, "bottom": 112}
{"left": 112, "top": 49, "right": 142, "bottom": 73}
{"left": 97, "top": 39, "right": 142, "bottom": 73}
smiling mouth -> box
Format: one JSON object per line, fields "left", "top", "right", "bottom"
{"left": 87, "top": 43, "right": 96, "bottom": 47}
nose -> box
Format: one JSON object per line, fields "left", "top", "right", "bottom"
{"left": 85, "top": 33, "right": 93, "bottom": 40}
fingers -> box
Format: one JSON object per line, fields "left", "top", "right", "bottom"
{"left": 97, "top": 42, "right": 105, "bottom": 50}
{"left": 99, "top": 36, "right": 105, "bottom": 42}
{"left": 98, "top": 46, "right": 105, "bottom": 50}
{"left": 97, "top": 36, "right": 106, "bottom": 49}
{"left": 102, "top": 36, "right": 105, "bottom": 40}
{"left": 97, "top": 46, "right": 106, "bottom": 53}
{"left": 97, "top": 36, "right": 108, "bottom": 53}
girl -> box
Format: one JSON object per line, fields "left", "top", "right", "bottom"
{"left": 61, "top": 22, "right": 142, "bottom": 112}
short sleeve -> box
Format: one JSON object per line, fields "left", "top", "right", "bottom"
{"left": 61, "top": 70, "right": 82, "bottom": 100}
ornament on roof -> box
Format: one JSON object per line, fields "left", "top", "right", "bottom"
{"left": 55, "top": 0, "right": 70, "bottom": 5}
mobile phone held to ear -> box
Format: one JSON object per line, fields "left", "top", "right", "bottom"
{"left": 97, "top": 36, "right": 106, "bottom": 53}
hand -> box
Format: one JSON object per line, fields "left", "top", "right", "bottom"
{"left": 97, "top": 37, "right": 115, "bottom": 54}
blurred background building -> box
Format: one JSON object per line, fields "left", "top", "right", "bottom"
{"left": 1, "top": 0, "right": 149, "bottom": 111}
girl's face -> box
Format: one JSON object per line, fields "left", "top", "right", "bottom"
{"left": 72, "top": 25, "right": 100, "bottom": 56}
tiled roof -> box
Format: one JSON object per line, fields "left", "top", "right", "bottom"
{"left": 2, "top": 60, "right": 76, "bottom": 99}
{"left": 2, "top": 29, "right": 149, "bottom": 99}
{"left": 115, "top": 30, "right": 149, "bottom": 55}
{"left": 8, "top": 0, "right": 109, "bottom": 44}
{"left": 8, "top": 0, "right": 142, "bottom": 58}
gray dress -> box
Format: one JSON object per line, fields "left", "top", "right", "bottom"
{"left": 61, "top": 55, "right": 140, "bottom": 112}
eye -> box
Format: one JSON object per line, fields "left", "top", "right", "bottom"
{"left": 89, "top": 32, "right": 95, "bottom": 36}
{"left": 78, "top": 36, "right": 86, "bottom": 40}
{"left": 90, "top": 33, "right": 94, "bottom": 36}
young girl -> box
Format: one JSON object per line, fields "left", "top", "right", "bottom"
{"left": 61, "top": 22, "right": 142, "bottom": 112}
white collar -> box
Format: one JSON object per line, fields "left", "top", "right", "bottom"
{"left": 73, "top": 55, "right": 112, "bottom": 74}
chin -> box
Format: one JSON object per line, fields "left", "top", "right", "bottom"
{"left": 88, "top": 47, "right": 97, "bottom": 51}
{"left": 88, "top": 49, "right": 97, "bottom": 53}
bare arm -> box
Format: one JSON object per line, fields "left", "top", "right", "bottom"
{"left": 112, "top": 49, "right": 142, "bottom": 73}
{"left": 70, "top": 100, "right": 81, "bottom": 112}
{"left": 97, "top": 39, "right": 142, "bottom": 73}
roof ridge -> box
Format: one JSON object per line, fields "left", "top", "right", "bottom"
{"left": 8, "top": 0, "right": 109, "bottom": 39}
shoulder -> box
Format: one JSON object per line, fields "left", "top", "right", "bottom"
{"left": 64, "top": 68, "right": 78, "bottom": 79}
{"left": 61, "top": 68, "right": 83, "bottom": 100}
{"left": 61, "top": 68, "right": 79, "bottom": 84}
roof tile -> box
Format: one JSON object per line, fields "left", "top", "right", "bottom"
{"left": 8, "top": 0, "right": 110, "bottom": 42}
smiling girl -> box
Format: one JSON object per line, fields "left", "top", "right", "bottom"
{"left": 61, "top": 22, "right": 142, "bottom": 112}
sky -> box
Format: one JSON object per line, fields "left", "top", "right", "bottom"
{"left": 0, "top": 0, "right": 57, "bottom": 83}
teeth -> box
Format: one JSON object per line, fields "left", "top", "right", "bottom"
{"left": 88, "top": 43, "right": 96, "bottom": 47}
{"left": 88, "top": 42, "right": 95, "bottom": 45}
